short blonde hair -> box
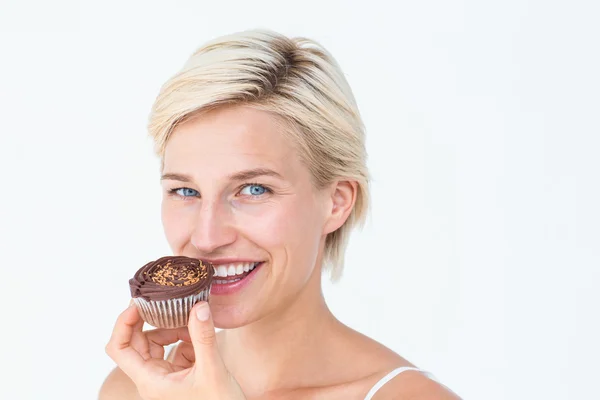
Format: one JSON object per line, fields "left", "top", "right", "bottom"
{"left": 148, "top": 29, "right": 369, "bottom": 280}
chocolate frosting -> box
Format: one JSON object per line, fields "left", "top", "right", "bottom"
{"left": 129, "top": 256, "right": 213, "bottom": 301}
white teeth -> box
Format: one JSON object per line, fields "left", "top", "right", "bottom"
{"left": 212, "top": 262, "right": 262, "bottom": 280}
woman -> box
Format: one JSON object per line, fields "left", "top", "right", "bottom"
{"left": 102, "top": 29, "right": 460, "bottom": 400}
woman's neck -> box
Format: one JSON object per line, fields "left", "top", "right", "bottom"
{"left": 218, "top": 266, "right": 344, "bottom": 394}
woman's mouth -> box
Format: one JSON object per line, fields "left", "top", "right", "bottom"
{"left": 212, "top": 261, "right": 261, "bottom": 284}
{"left": 208, "top": 261, "right": 264, "bottom": 295}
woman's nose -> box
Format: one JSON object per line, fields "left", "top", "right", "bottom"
{"left": 190, "top": 201, "right": 237, "bottom": 254}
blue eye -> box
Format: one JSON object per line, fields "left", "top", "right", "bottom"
{"left": 240, "top": 184, "right": 268, "bottom": 196}
{"left": 171, "top": 187, "right": 199, "bottom": 197}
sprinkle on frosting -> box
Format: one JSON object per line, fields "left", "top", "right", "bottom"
{"left": 148, "top": 264, "right": 206, "bottom": 286}
{"left": 129, "top": 256, "right": 213, "bottom": 301}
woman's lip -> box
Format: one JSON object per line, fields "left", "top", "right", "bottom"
{"left": 209, "top": 262, "right": 263, "bottom": 296}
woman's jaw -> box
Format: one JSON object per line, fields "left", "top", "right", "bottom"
{"left": 201, "top": 246, "right": 328, "bottom": 331}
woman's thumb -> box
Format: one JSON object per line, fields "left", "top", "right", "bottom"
{"left": 188, "top": 301, "right": 223, "bottom": 373}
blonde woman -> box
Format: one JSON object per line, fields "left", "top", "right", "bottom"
{"left": 102, "top": 29, "right": 460, "bottom": 400}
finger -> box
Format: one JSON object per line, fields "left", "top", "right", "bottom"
{"left": 146, "top": 327, "right": 191, "bottom": 345}
{"left": 166, "top": 341, "right": 196, "bottom": 369}
{"left": 129, "top": 306, "right": 151, "bottom": 360}
{"left": 146, "top": 327, "right": 191, "bottom": 359}
{"left": 187, "top": 301, "right": 225, "bottom": 374}
{"left": 105, "top": 305, "right": 147, "bottom": 383}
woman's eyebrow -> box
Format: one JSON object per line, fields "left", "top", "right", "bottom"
{"left": 228, "top": 168, "right": 283, "bottom": 181}
{"left": 161, "top": 173, "right": 193, "bottom": 182}
{"left": 160, "top": 168, "right": 283, "bottom": 183}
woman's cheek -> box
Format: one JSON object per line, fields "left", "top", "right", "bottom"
{"left": 161, "top": 200, "right": 197, "bottom": 247}
{"left": 233, "top": 202, "right": 288, "bottom": 242}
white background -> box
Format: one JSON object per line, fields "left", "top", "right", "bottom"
{"left": 1, "top": 1, "right": 598, "bottom": 399}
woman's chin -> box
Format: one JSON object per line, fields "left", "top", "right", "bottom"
{"left": 208, "top": 262, "right": 268, "bottom": 328}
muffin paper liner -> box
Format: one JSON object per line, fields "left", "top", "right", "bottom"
{"left": 133, "top": 287, "right": 210, "bottom": 328}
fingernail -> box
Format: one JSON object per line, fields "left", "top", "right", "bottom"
{"left": 196, "top": 302, "right": 210, "bottom": 321}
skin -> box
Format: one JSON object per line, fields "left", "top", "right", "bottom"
{"left": 102, "top": 105, "right": 460, "bottom": 399}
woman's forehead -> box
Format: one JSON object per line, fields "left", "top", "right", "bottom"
{"left": 163, "top": 106, "right": 299, "bottom": 177}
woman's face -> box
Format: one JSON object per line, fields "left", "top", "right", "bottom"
{"left": 161, "top": 105, "right": 331, "bottom": 328}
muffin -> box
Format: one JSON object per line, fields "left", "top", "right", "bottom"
{"left": 129, "top": 256, "right": 214, "bottom": 328}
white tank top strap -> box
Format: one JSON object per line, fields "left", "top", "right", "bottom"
{"left": 363, "top": 366, "right": 437, "bottom": 400}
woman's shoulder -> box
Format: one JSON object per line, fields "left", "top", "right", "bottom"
{"left": 367, "top": 371, "right": 461, "bottom": 400}
{"left": 333, "top": 327, "right": 460, "bottom": 399}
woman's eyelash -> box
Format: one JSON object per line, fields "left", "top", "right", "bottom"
{"left": 166, "top": 184, "right": 272, "bottom": 198}
{"left": 238, "top": 182, "right": 273, "bottom": 195}
{"left": 167, "top": 187, "right": 199, "bottom": 198}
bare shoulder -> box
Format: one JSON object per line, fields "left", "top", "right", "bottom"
{"left": 332, "top": 326, "right": 460, "bottom": 399}
{"left": 371, "top": 370, "right": 462, "bottom": 400}
{"left": 98, "top": 366, "right": 141, "bottom": 400}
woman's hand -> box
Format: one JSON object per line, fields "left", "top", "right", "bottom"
{"left": 105, "top": 301, "right": 246, "bottom": 400}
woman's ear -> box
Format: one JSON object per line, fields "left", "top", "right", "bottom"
{"left": 322, "top": 180, "right": 358, "bottom": 235}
